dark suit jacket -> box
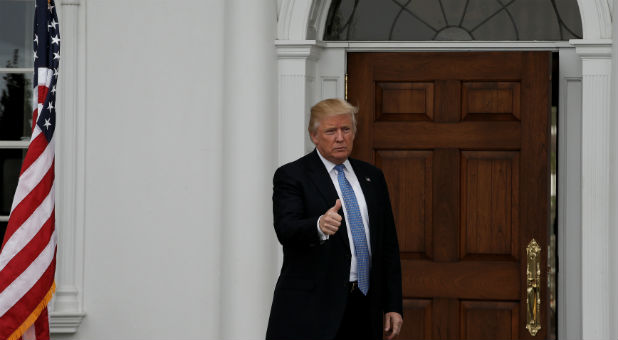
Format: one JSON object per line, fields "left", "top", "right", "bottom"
{"left": 266, "top": 149, "right": 403, "bottom": 340}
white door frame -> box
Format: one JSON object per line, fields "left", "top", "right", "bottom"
{"left": 276, "top": 1, "right": 614, "bottom": 339}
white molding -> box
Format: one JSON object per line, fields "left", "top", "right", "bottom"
{"left": 307, "top": 0, "right": 329, "bottom": 40}
{"left": 0, "top": 68, "right": 33, "bottom": 73}
{"left": 275, "top": 40, "right": 321, "bottom": 58}
{"left": 0, "top": 141, "right": 30, "bottom": 148}
{"left": 314, "top": 0, "right": 332, "bottom": 40}
{"left": 324, "top": 41, "right": 575, "bottom": 51}
{"left": 570, "top": 39, "right": 613, "bottom": 57}
{"left": 277, "top": 0, "right": 312, "bottom": 40}
{"left": 557, "top": 48, "right": 583, "bottom": 340}
{"left": 50, "top": 312, "right": 85, "bottom": 334}
{"left": 277, "top": 0, "right": 329, "bottom": 40}
{"left": 50, "top": 0, "right": 86, "bottom": 334}
{"left": 577, "top": 0, "right": 613, "bottom": 39}
{"left": 280, "top": 0, "right": 610, "bottom": 41}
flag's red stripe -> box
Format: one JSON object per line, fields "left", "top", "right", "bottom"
{"left": 1, "top": 161, "right": 54, "bottom": 248}
{"left": 37, "top": 86, "right": 48, "bottom": 106}
{"left": 19, "top": 133, "right": 48, "bottom": 177}
{"left": 31, "top": 109, "right": 38, "bottom": 134}
{"left": 0, "top": 256, "right": 55, "bottom": 340}
{"left": 32, "top": 85, "right": 48, "bottom": 133}
{"left": 34, "top": 307, "right": 49, "bottom": 339}
{"left": 0, "top": 211, "right": 54, "bottom": 292}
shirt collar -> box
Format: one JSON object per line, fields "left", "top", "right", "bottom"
{"left": 316, "top": 148, "right": 352, "bottom": 174}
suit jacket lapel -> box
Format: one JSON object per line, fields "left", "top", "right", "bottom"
{"left": 305, "top": 150, "right": 351, "bottom": 254}
{"left": 350, "top": 159, "right": 379, "bottom": 255}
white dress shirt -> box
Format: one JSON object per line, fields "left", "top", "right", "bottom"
{"left": 316, "top": 150, "right": 372, "bottom": 282}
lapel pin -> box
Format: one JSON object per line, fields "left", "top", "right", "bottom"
{"left": 365, "top": 177, "right": 371, "bottom": 182}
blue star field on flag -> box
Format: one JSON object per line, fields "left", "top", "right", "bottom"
{"left": 33, "top": 0, "right": 60, "bottom": 142}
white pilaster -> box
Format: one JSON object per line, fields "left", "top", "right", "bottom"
{"left": 275, "top": 40, "right": 321, "bottom": 164}
{"left": 572, "top": 39, "right": 612, "bottom": 340}
{"left": 221, "top": 1, "right": 278, "bottom": 339}
{"left": 611, "top": 4, "right": 618, "bottom": 338}
{"left": 557, "top": 48, "right": 583, "bottom": 340}
{"left": 52, "top": 0, "right": 86, "bottom": 333}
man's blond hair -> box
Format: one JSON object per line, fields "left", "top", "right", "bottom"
{"left": 308, "top": 98, "right": 358, "bottom": 134}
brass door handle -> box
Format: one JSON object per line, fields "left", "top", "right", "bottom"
{"left": 526, "top": 239, "right": 541, "bottom": 336}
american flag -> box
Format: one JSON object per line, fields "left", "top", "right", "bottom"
{"left": 0, "top": 0, "right": 60, "bottom": 339}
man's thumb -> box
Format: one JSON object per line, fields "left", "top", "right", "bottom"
{"left": 332, "top": 199, "right": 342, "bottom": 211}
{"left": 384, "top": 315, "right": 391, "bottom": 331}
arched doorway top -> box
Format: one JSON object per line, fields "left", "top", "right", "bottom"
{"left": 276, "top": 0, "right": 612, "bottom": 41}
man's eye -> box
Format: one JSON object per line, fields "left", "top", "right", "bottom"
{"left": 325, "top": 130, "right": 335, "bottom": 134}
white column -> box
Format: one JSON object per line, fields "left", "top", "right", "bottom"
{"left": 220, "top": 1, "right": 278, "bottom": 339}
{"left": 572, "top": 39, "right": 612, "bottom": 340}
{"left": 275, "top": 41, "right": 320, "bottom": 165}
{"left": 52, "top": 0, "right": 86, "bottom": 333}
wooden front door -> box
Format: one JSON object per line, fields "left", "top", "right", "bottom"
{"left": 348, "top": 52, "right": 550, "bottom": 339}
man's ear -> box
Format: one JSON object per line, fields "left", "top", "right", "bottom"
{"left": 309, "top": 130, "right": 318, "bottom": 144}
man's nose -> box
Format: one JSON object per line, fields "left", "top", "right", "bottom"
{"left": 335, "top": 130, "right": 344, "bottom": 141}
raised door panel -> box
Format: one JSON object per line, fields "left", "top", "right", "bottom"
{"left": 460, "top": 301, "right": 519, "bottom": 339}
{"left": 461, "top": 151, "right": 520, "bottom": 259}
{"left": 375, "top": 82, "right": 434, "bottom": 121}
{"left": 376, "top": 150, "right": 432, "bottom": 258}
{"left": 399, "top": 299, "right": 432, "bottom": 339}
{"left": 462, "top": 82, "right": 521, "bottom": 121}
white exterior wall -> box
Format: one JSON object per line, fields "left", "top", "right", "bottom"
{"left": 52, "top": 0, "right": 277, "bottom": 339}
{"left": 76, "top": 1, "right": 224, "bottom": 338}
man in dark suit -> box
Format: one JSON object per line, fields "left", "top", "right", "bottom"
{"left": 266, "top": 98, "right": 403, "bottom": 340}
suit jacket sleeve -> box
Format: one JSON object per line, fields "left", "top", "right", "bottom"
{"left": 272, "top": 165, "right": 321, "bottom": 247}
{"left": 379, "top": 169, "right": 404, "bottom": 315}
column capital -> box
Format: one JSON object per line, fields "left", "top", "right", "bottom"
{"left": 571, "top": 39, "right": 612, "bottom": 59}
{"left": 275, "top": 40, "right": 323, "bottom": 60}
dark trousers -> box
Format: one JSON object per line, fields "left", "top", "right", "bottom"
{"left": 334, "top": 283, "right": 373, "bottom": 339}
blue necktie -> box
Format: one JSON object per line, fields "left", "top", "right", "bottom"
{"left": 335, "top": 164, "right": 370, "bottom": 295}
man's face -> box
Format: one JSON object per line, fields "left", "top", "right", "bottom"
{"left": 311, "top": 114, "right": 355, "bottom": 164}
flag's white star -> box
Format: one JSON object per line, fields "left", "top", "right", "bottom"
{"left": 50, "top": 19, "right": 58, "bottom": 29}
{"left": 53, "top": 69, "right": 59, "bottom": 77}
{"left": 48, "top": 3, "right": 55, "bottom": 12}
{"left": 34, "top": 34, "right": 38, "bottom": 45}
{"left": 33, "top": 51, "right": 38, "bottom": 60}
{"left": 51, "top": 35, "right": 60, "bottom": 45}
{"left": 51, "top": 86, "right": 56, "bottom": 94}
{"left": 43, "top": 118, "right": 52, "bottom": 130}
{"left": 53, "top": 52, "right": 60, "bottom": 60}
{"left": 47, "top": 102, "right": 54, "bottom": 111}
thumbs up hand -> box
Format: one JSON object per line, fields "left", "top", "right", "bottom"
{"left": 319, "top": 199, "right": 342, "bottom": 236}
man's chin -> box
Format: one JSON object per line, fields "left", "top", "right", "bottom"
{"left": 332, "top": 151, "right": 350, "bottom": 163}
